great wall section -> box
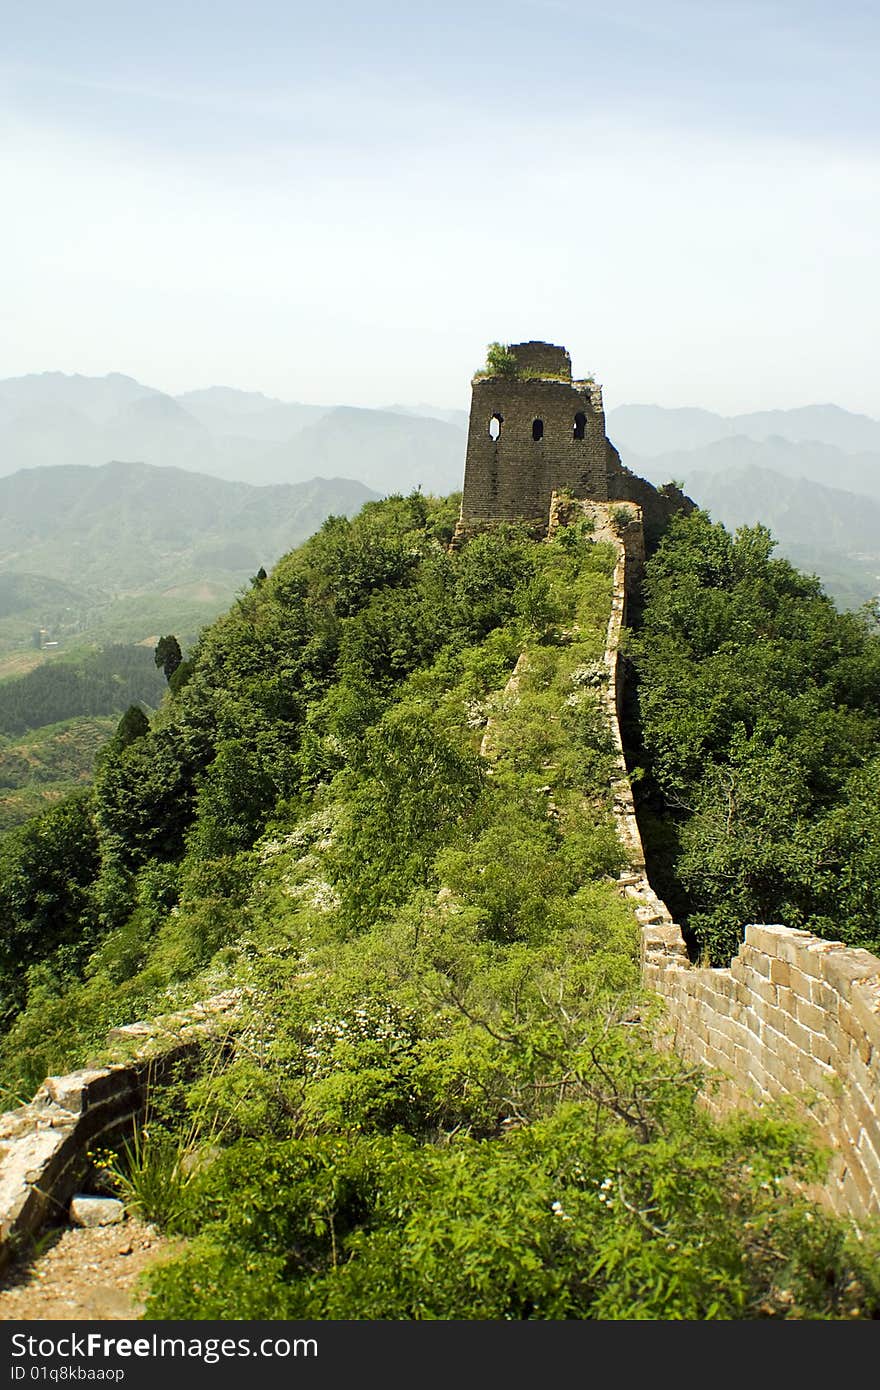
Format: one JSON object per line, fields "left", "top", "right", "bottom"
{"left": 0, "top": 338, "right": 878, "bottom": 1283}
{"left": 593, "top": 497, "right": 880, "bottom": 1226}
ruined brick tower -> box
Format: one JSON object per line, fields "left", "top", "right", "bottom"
{"left": 456, "top": 340, "right": 690, "bottom": 543}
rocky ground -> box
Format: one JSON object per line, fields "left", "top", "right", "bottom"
{"left": 0, "top": 1218, "right": 177, "bottom": 1320}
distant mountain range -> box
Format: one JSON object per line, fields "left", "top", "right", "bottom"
{"left": 0, "top": 373, "right": 466, "bottom": 494}
{"left": 1, "top": 374, "right": 878, "bottom": 615}
{"left": 0, "top": 462, "right": 377, "bottom": 655}
{"left": 0, "top": 461, "right": 376, "bottom": 592}
{"left": 607, "top": 402, "right": 880, "bottom": 460}
{"left": 606, "top": 408, "right": 880, "bottom": 607}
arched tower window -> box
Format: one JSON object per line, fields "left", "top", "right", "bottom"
{"left": 488, "top": 413, "right": 503, "bottom": 441}
{"left": 573, "top": 412, "right": 586, "bottom": 440}
{"left": 532, "top": 418, "right": 544, "bottom": 441}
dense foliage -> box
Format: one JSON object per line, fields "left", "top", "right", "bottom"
{"left": 0, "top": 494, "right": 615, "bottom": 1091}
{"left": 632, "top": 510, "right": 880, "bottom": 963}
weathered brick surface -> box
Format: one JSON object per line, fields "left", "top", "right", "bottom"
{"left": 632, "top": 888, "right": 880, "bottom": 1227}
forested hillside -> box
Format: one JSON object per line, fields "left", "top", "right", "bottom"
{"left": 0, "top": 463, "right": 378, "bottom": 657}
{"left": 0, "top": 646, "right": 165, "bottom": 737}
{"left": 0, "top": 495, "right": 877, "bottom": 1318}
{"left": 631, "top": 511, "right": 880, "bottom": 964}
{"left": 0, "top": 717, "right": 116, "bottom": 833}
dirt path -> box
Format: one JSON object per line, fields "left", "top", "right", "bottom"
{"left": 0, "top": 1219, "right": 178, "bottom": 1321}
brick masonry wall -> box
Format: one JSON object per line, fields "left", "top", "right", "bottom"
{"left": 596, "top": 509, "right": 880, "bottom": 1225}
{"left": 0, "top": 992, "right": 238, "bottom": 1264}
{"left": 641, "top": 925, "right": 880, "bottom": 1222}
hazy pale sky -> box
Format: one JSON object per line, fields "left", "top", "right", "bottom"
{"left": 3, "top": 0, "right": 879, "bottom": 415}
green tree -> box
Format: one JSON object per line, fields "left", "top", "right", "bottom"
{"left": 154, "top": 635, "right": 183, "bottom": 682}
{"left": 115, "top": 704, "right": 150, "bottom": 747}
{"left": 0, "top": 791, "right": 100, "bottom": 1017}
{"left": 484, "top": 341, "right": 518, "bottom": 378}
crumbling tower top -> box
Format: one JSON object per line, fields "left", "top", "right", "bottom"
{"left": 505, "top": 341, "right": 572, "bottom": 379}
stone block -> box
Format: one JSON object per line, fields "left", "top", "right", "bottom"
{"left": 783, "top": 966, "right": 812, "bottom": 1002}
{"left": 738, "top": 1003, "right": 762, "bottom": 1043}
{"left": 849, "top": 1050, "right": 878, "bottom": 1109}
{"left": 779, "top": 1013, "right": 815, "bottom": 1057}
{"left": 642, "top": 963, "right": 662, "bottom": 990}
{"left": 834, "top": 1169, "right": 864, "bottom": 1221}
{"left": 732, "top": 976, "right": 754, "bottom": 1009}
{"left": 751, "top": 977, "right": 779, "bottom": 1010}
{"left": 837, "top": 1003, "right": 871, "bottom": 1065}
{"left": 41, "top": 1069, "right": 113, "bottom": 1115}
{"left": 794, "top": 997, "right": 827, "bottom": 1035}
{"left": 850, "top": 977, "right": 880, "bottom": 1055}
{"left": 786, "top": 942, "right": 837, "bottom": 980}
{"left": 857, "top": 1130, "right": 880, "bottom": 1199}
{"left": 769, "top": 958, "right": 791, "bottom": 988}
{"left": 807, "top": 1029, "right": 835, "bottom": 1068}
{"left": 743, "top": 924, "right": 797, "bottom": 956}
{"left": 69, "top": 1195, "right": 125, "bottom": 1228}
{"left": 781, "top": 935, "right": 839, "bottom": 971}
{"left": 775, "top": 984, "right": 795, "bottom": 1017}
{"left": 737, "top": 945, "right": 771, "bottom": 979}
{"left": 846, "top": 1083, "right": 880, "bottom": 1153}
{"left": 763, "top": 1022, "right": 800, "bottom": 1076}
{"left": 822, "top": 950, "right": 880, "bottom": 1002}
{"left": 761, "top": 1040, "right": 794, "bottom": 1091}
{"left": 842, "top": 1152, "right": 875, "bottom": 1216}
{"left": 809, "top": 978, "right": 839, "bottom": 1014}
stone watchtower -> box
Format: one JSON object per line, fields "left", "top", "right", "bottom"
{"left": 456, "top": 340, "right": 691, "bottom": 542}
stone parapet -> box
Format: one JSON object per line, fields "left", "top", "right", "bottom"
{"left": 0, "top": 991, "right": 239, "bottom": 1265}
{"left": 600, "top": 516, "right": 880, "bottom": 1225}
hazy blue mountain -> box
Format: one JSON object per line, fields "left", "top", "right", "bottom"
{"left": 649, "top": 461, "right": 880, "bottom": 608}
{"left": 0, "top": 402, "right": 106, "bottom": 473}
{"left": 731, "top": 404, "right": 880, "bottom": 454}
{"left": 6, "top": 374, "right": 876, "bottom": 608}
{"left": 0, "top": 376, "right": 212, "bottom": 479}
{"left": 623, "top": 435, "right": 880, "bottom": 503}
{"left": 607, "top": 404, "right": 733, "bottom": 456}
{"left": 177, "top": 387, "right": 329, "bottom": 441}
{"left": 608, "top": 402, "right": 880, "bottom": 459}
{"left": 0, "top": 461, "right": 378, "bottom": 592}
{"left": 384, "top": 403, "right": 470, "bottom": 431}
{"left": 682, "top": 463, "right": 880, "bottom": 554}
{"left": 253, "top": 406, "right": 466, "bottom": 493}
{"left": 0, "top": 371, "right": 156, "bottom": 425}
{"left": 0, "top": 373, "right": 466, "bottom": 490}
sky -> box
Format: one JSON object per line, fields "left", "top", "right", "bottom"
{"left": 3, "top": 0, "right": 879, "bottom": 415}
